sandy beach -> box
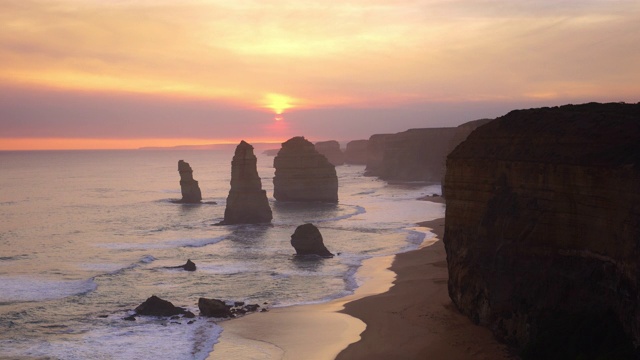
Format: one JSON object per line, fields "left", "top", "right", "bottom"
{"left": 337, "top": 217, "right": 513, "bottom": 359}
{"left": 212, "top": 196, "right": 513, "bottom": 359}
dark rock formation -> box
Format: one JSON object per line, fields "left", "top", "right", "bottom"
{"left": 221, "top": 141, "right": 272, "bottom": 224}
{"left": 344, "top": 139, "right": 368, "bottom": 165}
{"left": 315, "top": 140, "right": 345, "bottom": 166}
{"left": 369, "top": 128, "right": 456, "bottom": 181}
{"left": 165, "top": 259, "right": 196, "bottom": 271}
{"left": 198, "top": 298, "right": 232, "bottom": 318}
{"left": 273, "top": 137, "right": 338, "bottom": 203}
{"left": 441, "top": 118, "right": 493, "bottom": 197}
{"left": 135, "top": 295, "right": 187, "bottom": 317}
{"left": 444, "top": 102, "right": 640, "bottom": 358}
{"left": 364, "top": 134, "right": 391, "bottom": 176}
{"left": 178, "top": 160, "right": 202, "bottom": 203}
{"left": 290, "top": 223, "right": 334, "bottom": 257}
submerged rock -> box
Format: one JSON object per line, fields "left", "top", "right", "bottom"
{"left": 178, "top": 160, "right": 202, "bottom": 203}
{"left": 135, "top": 295, "right": 187, "bottom": 317}
{"left": 444, "top": 102, "right": 640, "bottom": 358}
{"left": 166, "top": 259, "right": 196, "bottom": 271}
{"left": 290, "top": 223, "right": 334, "bottom": 257}
{"left": 220, "top": 141, "right": 272, "bottom": 224}
{"left": 273, "top": 137, "right": 338, "bottom": 203}
{"left": 198, "top": 298, "right": 232, "bottom": 318}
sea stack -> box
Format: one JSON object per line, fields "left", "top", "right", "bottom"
{"left": 344, "top": 139, "right": 368, "bottom": 165}
{"left": 221, "top": 141, "right": 272, "bottom": 225}
{"left": 314, "top": 140, "right": 345, "bottom": 166}
{"left": 273, "top": 136, "right": 338, "bottom": 203}
{"left": 290, "top": 223, "right": 334, "bottom": 257}
{"left": 444, "top": 102, "right": 640, "bottom": 358}
{"left": 178, "top": 160, "right": 202, "bottom": 203}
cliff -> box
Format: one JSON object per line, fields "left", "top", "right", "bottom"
{"left": 344, "top": 139, "right": 368, "bottom": 165}
{"left": 221, "top": 141, "right": 272, "bottom": 224}
{"left": 178, "top": 160, "right": 202, "bottom": 203}
{"left": 365, "top": 128, "right": 456, "bottom": 181}
{"left": 273, "top": 136, "right": 338, "bottom": 203}
{"left": 314, "top": 140, "right": 345, "bottom": 166}
{"left": 444, "top": 102, "right": 640, "bottom": 358}
{"left": 364, "top": 134, "right": 391, "bottom": 176}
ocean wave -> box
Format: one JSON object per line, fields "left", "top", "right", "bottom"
{"left": 10, "top": 318, "right": 223, "bottom": 360}
{"left": 97, "top": 236, "right": 226, "bottom": 250}
{"left": 0, "top": 254, "right": 30, "bottom": 262}
{"left": 0, "top": 276, "right": 97, "bottom": 303}
{"left": 304, "top": 204, "right": 366, "bottom": 223}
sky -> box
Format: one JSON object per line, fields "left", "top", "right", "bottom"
{"left": 1, "top": 0, "right": 639, "bottom": 150}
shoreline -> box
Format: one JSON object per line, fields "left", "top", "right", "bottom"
{"left": 211, "top": 195, "right": 512, "bottom": 359}
{"left": 211, "top": 254, "right": 398, "bottom": 359}
{"left": 337, "top": 217, "right": 513, "bottom": 359}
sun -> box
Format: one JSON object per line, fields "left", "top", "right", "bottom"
{"left": 263, "top": 93, "right": 294, "bottom": 115}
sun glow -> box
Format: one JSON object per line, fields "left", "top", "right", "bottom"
{"left": 264, "top": 93, "right": 295, "bottom": 114}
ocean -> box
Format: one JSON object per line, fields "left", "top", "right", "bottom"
{"left": 0, "top": 148, "right": 444, "bottom": 359}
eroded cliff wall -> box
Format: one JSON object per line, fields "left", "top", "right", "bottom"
{"left": 365, "top": 128, "right": 456, "bottom": 181}
{"left": 444, "top": 102, "right": 640, "bottom": 358}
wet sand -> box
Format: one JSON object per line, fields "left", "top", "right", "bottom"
{"left": 211, "top": 255, "right": 398, "bottom": 359}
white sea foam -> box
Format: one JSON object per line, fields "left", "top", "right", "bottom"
{"left": 0, "top": 276, "right": 97, "bottom": 303}
{"left": 12, "top": 319, "right": 222, "bottom": 360}
{"left": 96, "top": 236, "right": 226, "bottom": 250}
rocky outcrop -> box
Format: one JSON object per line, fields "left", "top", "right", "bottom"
{"left": 135, "top": 295, "right": 189, "bottom": 317}
{"left": 290, "top": 223, "right": 334, "bottom": 257}
{"left": 444, "top": 102, "right": 640, "bottom": 358}
{"left": 344, "top": 139, "right": 368, "bottom": 165}
{"left": 221, "top": 141, "right": 272, "bottom": 224}
{"left": 364, "top": 134, "right": 391, "bottom": 176}
{"left": 315, "top": 140, "right": 345, "bottom": 166}
{"left": 365, "top": 128, "right": 456, "bottom": 181}
{"left": 262, "top": 149, "right": 280, "bottom": 156}
{"left": 273, "top": 136, "right": 338, "bottom": 203}
{"left": 178, "top": 160, "right": 202, "bottom": 203}
{"left": 198, "top": 298, "right": 232, "bottom": 318}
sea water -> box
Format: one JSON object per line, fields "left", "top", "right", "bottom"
{"left": 0, "top": 149, "right": 444, "bottom": 359}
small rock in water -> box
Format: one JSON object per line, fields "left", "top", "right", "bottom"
{"left": 198, "top": 298, "right": 232, "bottom": 318}
{"left": 135, "top": 295, "right": 187, "bottom": 317}
{"left": 290, "top": 223, "right": 334, "bottom": 257}
{"left": 123, "top": 315, "right": 136, "bottom": 321}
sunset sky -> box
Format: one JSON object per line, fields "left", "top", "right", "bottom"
{"left": 1, "top": 0, "right": 639, "bottom": 150}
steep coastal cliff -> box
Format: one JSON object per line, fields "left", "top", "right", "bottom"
{"left": 444, "top": 102, "right": 640, "bottom": 358}
{"left": 273, "top": 136, "right": 338, "bottom": 203}
{"left": 365, "top": 128, "right": 456, "bottom": 181}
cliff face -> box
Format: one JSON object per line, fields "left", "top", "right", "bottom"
{"left": 365, "top": 128, "right": 456, "bottom": 181}
{"left": 314, "top": 140, "right": 345, "bottom": 166}
{"left": 273, "top": 136, "right": 338, "bottom": 203}
{"left": 222, "top": 141, "right": 272, "bottom": 224}
{"left": 364, "top": 134, "right": 391, "bottom": 176}
{"left": 344, "top": 139, "right": 368, "bottom": 165}
{"left": 178, "top": 160, "right": 202, "bottom": 203}
{"left": 444, "top": 103, "right": 640, "bottom": 357}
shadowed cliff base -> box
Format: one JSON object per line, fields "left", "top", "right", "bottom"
{"left": 444, "top": 102, "right": 640, "bottom": 358}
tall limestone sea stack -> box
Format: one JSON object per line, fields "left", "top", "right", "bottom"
{"left": 178, "top": 160, "right": 202, "bottom": 203}
{"left": 314, "top": 140, "right": 345, "bottom": 166}
{"left": 444, "top": 102, "right": 640, "bottom": 358}
{"left": 220, "top": 141, "right": 272, "bottom": 224}
{"left": 273, "top": 136, "right": 338, "bottom": 203}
